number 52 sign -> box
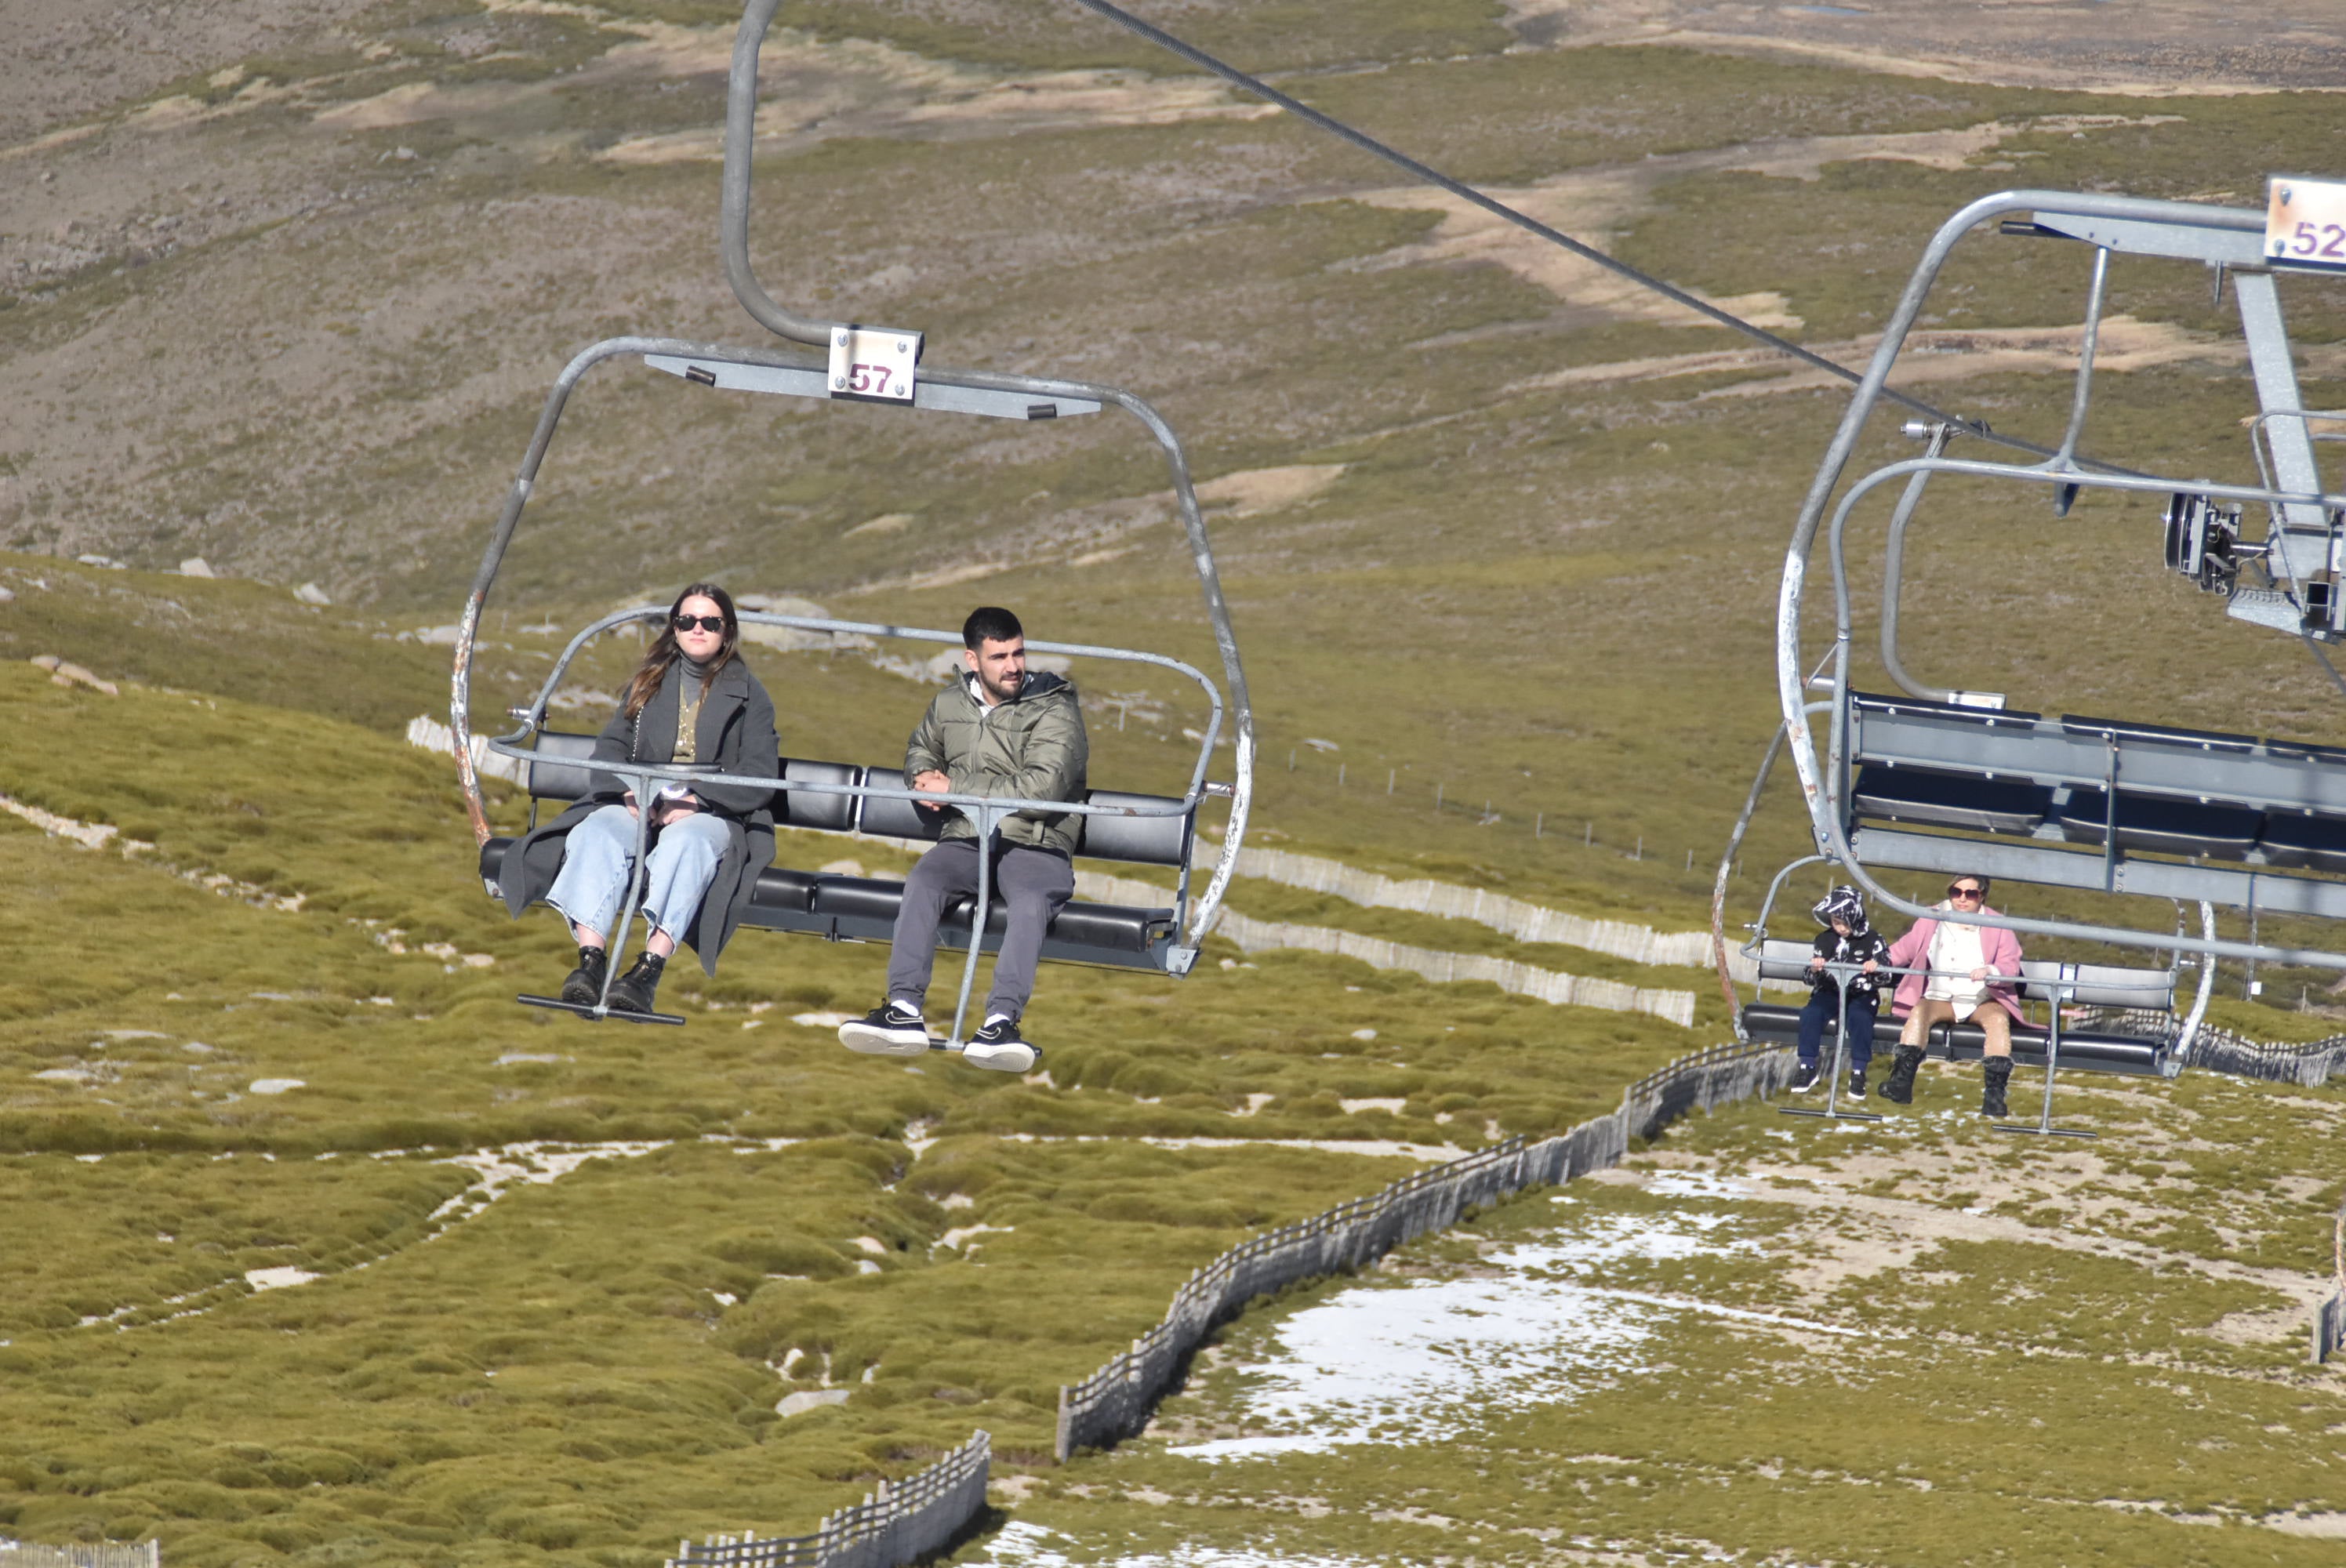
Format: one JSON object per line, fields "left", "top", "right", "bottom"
{"left": 2267, "top": 176, "right": 2346, "bottom": 271}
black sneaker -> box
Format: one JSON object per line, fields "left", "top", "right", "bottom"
{"left": 839, "top": 1000, "right": 933, "bottom": 1058}
{"left": 605, "top": 952, "right": 665, "bottom": 1014}
{"left": 963, "top": 1015, "right": 1039, "bottom": 1074}
{"left": 559, "top": 945, "right": 608, "bottom": 1007}
{"left": 1848, "top": 1065, "right": 1868, "bottom": 1099}
{"left": 1789, "top": 1061, "right": 1821, "bottom": 1094}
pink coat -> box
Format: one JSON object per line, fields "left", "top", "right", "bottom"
{"left": 1885, "top": 907, "right": 2025, "bottom": 1022}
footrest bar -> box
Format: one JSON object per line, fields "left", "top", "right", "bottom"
{"left": 1779, "top": 1107, "right": 1889, "bottom": 1123}
{"left": 516, "top": 993, "right": 688, "bottom": 1027}
{"left": 1989, "top": 1122, "right": 2098, "bottom": 1139}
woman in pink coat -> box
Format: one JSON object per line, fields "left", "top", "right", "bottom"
{"left": 1877, "top": 873, "right": 2025, "bottom": 1115}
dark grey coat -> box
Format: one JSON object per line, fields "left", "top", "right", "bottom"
{"left": 499, "top": 656, "right": 779, "bottom": 975}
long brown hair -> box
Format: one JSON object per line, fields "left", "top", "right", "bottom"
{"left": 623, "top": 582, "right": 740, "bottom": 720}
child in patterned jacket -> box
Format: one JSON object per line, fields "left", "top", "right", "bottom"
{"left": 1794, "top": 885, "right": 1893, "bottom": 1096}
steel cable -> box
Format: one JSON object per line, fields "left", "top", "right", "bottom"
{"left": 1064, "top": 0, "right": 2110, "bottom": 466}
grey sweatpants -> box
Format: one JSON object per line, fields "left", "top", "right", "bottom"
{"left": 885, "top": 837, "right": 1075, "bottom": 1021}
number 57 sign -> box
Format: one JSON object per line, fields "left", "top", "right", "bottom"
{"left": 2267, "top": 176, "right": 2346, "bottom": 272}
{"left": 828, "top": 325, "right": 923, "bottom": 405}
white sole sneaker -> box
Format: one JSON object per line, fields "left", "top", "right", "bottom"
{"left": 839, "top": 1022, "right": 934, "bottom": 1058}
{"left": 961, "top": 1040, "right": 1038, "bottom": 1073}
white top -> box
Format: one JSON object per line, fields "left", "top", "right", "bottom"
{"left": 1924, "top": 917, "right": 1988, "bottom": 1011}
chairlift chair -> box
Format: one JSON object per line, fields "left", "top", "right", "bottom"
{"left": 1715, "top": 184, "right": 2346, "bottom": 1133}
{"left": 448, "top": 0, "right": 1255, "bottom": 1047}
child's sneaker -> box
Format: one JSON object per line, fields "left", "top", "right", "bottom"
{"left": 963, "top": 1015, "right": 1039, "bottom": 1074}
{"left": 839, "top": 1000, "right": 933, "bottom": 1058}
{"left": 1789, "top": 1061, "right": 1821, "bottom": 1094}
{"left": 1848, "top": 1064, "right": 1868, "bottom": 1099}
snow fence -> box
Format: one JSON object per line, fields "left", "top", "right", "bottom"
{"left": 1052, "top": 1037, "right": 1796, "bottom": 1460}
{"left": 2318, "top": 1197, "right": 2346, "bottom": 1367}
{"left": 666, "top": 1430, "right": 989, "bottom": 1568}
{"left": 1, "top": 1547, "right": 161, "bottom": 1568}
{"left": 2184, "top": 1021, "right": 2346, "bottom": 1087}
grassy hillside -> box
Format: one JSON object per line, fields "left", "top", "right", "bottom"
{"left": 9, "top": 0, "right": 2346, "bottom": 1562}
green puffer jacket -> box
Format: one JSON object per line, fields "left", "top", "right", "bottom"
{"left": 904, "top": 670, "right": 1089, "bottom": 854}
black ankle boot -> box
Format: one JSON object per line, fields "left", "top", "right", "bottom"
{"left": 605, "top": 951, "right": 666, "bottom": 1014}
{"left": 1876, "top": 1044, "right": 1925, "bottom": 1105}
{"left": 1981, "top": 1056, "right": 2014, "bottom": 1118}
{"left": 560, "top": 945, "right": 608, "bottom": 1006}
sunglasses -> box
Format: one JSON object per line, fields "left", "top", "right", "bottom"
{"left": 1947, "top": 884, "right": 1984, "bottom": 900}
{"left": 671, "top": 614, "right": 726, "bottom": 633}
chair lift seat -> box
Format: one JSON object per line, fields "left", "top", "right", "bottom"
{"left": 2057, "top": 788, "right": 2263, "bottom": 858}
{"left": 1741, "top": 1004, "right": 2167, "bottom": 1075}
{"left": 1850, "top": 764, "right": 2053, "bottom": 835}
{"left": 2257, "top": 811, "right": 2346, "bottom": 873}
{"left": 1738, "top": 1003, "right": 1905, "bottom": 1051}
{"left": 481, "top": 737, "right": 1192, "bottom": 971}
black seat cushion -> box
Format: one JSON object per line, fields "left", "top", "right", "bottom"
{"left": 810, "top": 876, "right": 909, "bottom": 924}
{"left": 857, "top": 766, "right": 950, "bottom": 843}
{"left": 1077, "top": 790, "right": 1191, "bottom": 866}
{"left": 2259, "top": 811, "right": 2346, "bottom": 873}
{"left": 1740, "top": 1004, "right": 1904, "bottom": 1051}
{"left": 1937, "top": 1022, "right": 2164, "bottom": 1075}
{"left": 2058, "top": 789, "right": 2262, "bottom": 858}
{"left": 522, "top": 731, "right": 602, "bottom": 801}
{"left": 1850, "top": 765, "right": 2051, "bottom": 835}
{"left": 779, "top": 759, "right": 860, "bottom": 833}
{"left": 750, "top": 866, "right": 820, "bottom": 914}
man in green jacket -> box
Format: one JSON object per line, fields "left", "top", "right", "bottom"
{"left": 840, "top": 606, "right": 1088, "bottom": 1072}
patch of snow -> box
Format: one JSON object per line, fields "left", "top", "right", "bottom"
{"left": 245, "top": 1267, "right": 318, "bottom": 1291}
{"left": 1167, "top": 1209, "right": 1854, "bottom": 1463}
{"left": 493, "top": 1052, "right": 565, "bottom": 1066}
{"left": 778, "top": 1388, "right": 851, "bottom": 1417}
{"left": 1339, "top": 1098, "right": 1407, "bottom": 1115}
{"left": 1349, "top": 1028, "right": 1378, "bottom": 1041}
{"left": 981, "top": 1521, "right": 1373, "bottom": 1567}
{"left": 247, "top": 1079, "right": 305, "bottom": 1095}
{"left": 793, "top": 1011, "right": 855, "bottom": 1029}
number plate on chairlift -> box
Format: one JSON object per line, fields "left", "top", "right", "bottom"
{"left": 2265, "top": 176, "right": 2346, "bottom": 271}
{"left": 827, "top": 325, "right": 921, "bottom": 405}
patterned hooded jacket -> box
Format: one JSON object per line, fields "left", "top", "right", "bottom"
{"left": 1807, "top": 885, "right": 1892, "bottom": 999}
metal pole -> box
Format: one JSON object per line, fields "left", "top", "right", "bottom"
{"left": 949, "top": 806, "right": 996, "bottom": 1046}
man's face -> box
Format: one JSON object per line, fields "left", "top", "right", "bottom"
{"left": 966, "top": 635, "right": 1026, "bottom": 704}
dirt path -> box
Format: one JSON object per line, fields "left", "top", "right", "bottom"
{"left": 1505, "top": 0, "right": 2346, "bottom": 95}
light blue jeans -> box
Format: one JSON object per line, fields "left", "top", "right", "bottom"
{"left": 547, "top": 804, "right": 728, "bottom": 942}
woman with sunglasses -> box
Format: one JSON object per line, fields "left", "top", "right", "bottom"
{"left": 499, "top": 583, "right": 779, "bottom": 1015}
{"left": 1878, "top": 875, "right": 2024, "bottom": 1115}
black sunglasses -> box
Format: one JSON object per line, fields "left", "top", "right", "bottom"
{"left": 1947, "top": 883, "right": 1984, "bottom": 899}
{"left": 671, "top": 613, "right": 726, "bottom": 633}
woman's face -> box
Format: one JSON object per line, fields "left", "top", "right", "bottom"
{"left": 673, "top": 593, "right": 727, "bottom": 664}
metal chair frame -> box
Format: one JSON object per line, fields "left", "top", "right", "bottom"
{"left": 1771, "top": 188, "right": 2346, "bottom": 974}
{"left": 448, "top": 0, "right": 1256, "bottom": 1044}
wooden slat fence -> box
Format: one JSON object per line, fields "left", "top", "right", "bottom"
{"left": 666, "top": 1430, "right": 988, "bottom": 1568}
{"left": 0, "top": 1545, "right": 161, "bottom": 1568}
{"left": 1053, "top": 1037, "right": 1797, "bottom": 1460}
{"left": 2179, "top": 1019, "right": 2346, "bottom": 1087}
{"left": 2317, "top": 1197, "right": 2346, "bottom": 1366}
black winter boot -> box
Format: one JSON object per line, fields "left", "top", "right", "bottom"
{"left": 1876, "top": 1044, "right": 1925, "bottom": 1105}
{"left": 1981, "top": 1056, "right": 2014, "bottom": 1119}
{"left": 560, "top": 945, "right": 609, "bottom": 1007}
{"left": 605, "top": 951, "right": 666, "bottom": 1014}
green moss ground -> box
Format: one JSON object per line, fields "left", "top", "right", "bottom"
{"left": 11, "top": 5, "right": 2346, "bottom": 1561}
